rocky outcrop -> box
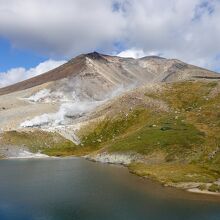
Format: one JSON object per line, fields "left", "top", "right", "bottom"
{"left": 86, "top": 152, "right": 145, "bottom": 165}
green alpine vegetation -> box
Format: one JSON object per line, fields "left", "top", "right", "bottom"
{"left": 0, "top": 130, "right": 76, "bottom": 156}
{"left": 77, "top": 81, "right": 220, "bottom": 188}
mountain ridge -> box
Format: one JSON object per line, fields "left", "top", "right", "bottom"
{"left": 0, "top": 51, "right": 219, "bottom": 96}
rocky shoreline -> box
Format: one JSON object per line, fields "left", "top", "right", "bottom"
{"left": 85, "top": 152, "right": 220, "bottom": 197}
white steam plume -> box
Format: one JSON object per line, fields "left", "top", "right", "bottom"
{"left": 20, "top": 81, "right": 136, "bottom": 128}
{"left": 20, "top": 100, "right": 102, "bottom": 128}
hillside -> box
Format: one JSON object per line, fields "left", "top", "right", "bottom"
{"left": 0, "top": 52, "right": 219, "bottom": 131}
{"left": 77, "top": 81, "right": 220, "bottom": 193}
{"left": 1, "top": 52, "right": 220, "bottom": 194}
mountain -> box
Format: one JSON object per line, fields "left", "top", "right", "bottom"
{"left": 1, "top": 52, "right": 220, "bottom": 194}
{"left": 0, "top": 52, "right": 219, "bottom": 98}
{"left": 1, "top": 51, "right": 219, "bottom": 133}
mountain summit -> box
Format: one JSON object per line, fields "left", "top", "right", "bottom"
{"left": 0, "top": 52, "right": 219, "bottom": 97}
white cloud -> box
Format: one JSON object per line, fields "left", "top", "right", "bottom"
{"left": 123, "top": 0, "right": 200, "bottom": 49}
{"left": 117, "top": 48, "right": 161, "bottom": 58}
{"left": 117, "top": 49, "right": 147, "bottom": 58}
{"left": 0, "top": 0, "right": 220, "bottom": 71}
{"left": 0, "top": 0, "right": 125, "bottom": 57}
{"left": 118, "top": 0, "right": 220, "bottom": 70}
{"left": 0, "top": 60, "right": 66, "bottom": 88}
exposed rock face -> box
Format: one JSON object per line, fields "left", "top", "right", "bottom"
{"left": 0, "top": 52, "right": 219, "bottom": 98}
{"left": 86, "top": 152, "right": 143, "bottom": 165}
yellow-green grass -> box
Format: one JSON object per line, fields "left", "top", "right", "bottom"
{"left": 145, "top": 81, "right": 217, "bottom": 111}
{"left": 80, "top": 109, "right": 147, "bottom": 148}
{"left": 79, "top": 81, "right": 220, "bottom": 165}
{"left": 108, "top": 114, "right": 204, "bottom": 160}
{"left": 78, "top": 81, "right": 220, "bottom": 186}
{"left": 128, "top": 163, "right": 219, "bottom": 184}
{"left": 144, "top": 81, "right": 220, "bottom": 162}
{"left": 43, "top": 146, "right": 98, "bottom": 157}
{"left": 0, "top": 130, "right": 77, "bottom": 156}
{"left": 80, "top": 108, "right": 205, "bottom": 163}
{"left": 0, "top": 130, "right": 100, "bottom": 157}
{"left": 208, "top": 184, "right": 220, "bottom": 192}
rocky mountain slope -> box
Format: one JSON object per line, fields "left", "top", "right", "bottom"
{"left": 1, "top": 52, "right": 220, "bottom": 194}
{"left": 0, "top": 52, "right": 219, "bottom": 130}
{"left": 1, "top": 52, "right": 219, "bottom": 98}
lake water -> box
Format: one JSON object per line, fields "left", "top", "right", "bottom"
{"left": 0, "top": 158, "right": 220, "bottom": 220}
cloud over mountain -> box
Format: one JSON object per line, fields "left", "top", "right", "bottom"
{"left": 0, "top": 0, "right": 220, "bottom": 70}
{"left": 0, "top": 60, "right": 66, "bottom": 88}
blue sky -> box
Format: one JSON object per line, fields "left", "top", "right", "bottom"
{"left": 0, "top": 38, "right": 47, "bottom": 72}
{"left": 0, "top": 0, "right": 220, "bottom": 87}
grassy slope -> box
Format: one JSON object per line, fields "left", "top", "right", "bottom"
{"left": 0, "top": 130, "right": 77, "bottom": 156}
{"left": 78, "top": 81, "right": 220, "bottom": 188}
{"left": 0, "top": 129, "right": 102, "bottom": 156}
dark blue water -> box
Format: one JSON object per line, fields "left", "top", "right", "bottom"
{"left": 0, "top": 158, "right": 220, "bottom": 220}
